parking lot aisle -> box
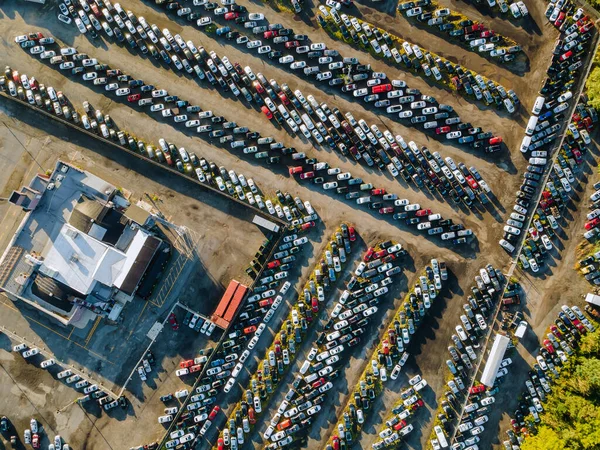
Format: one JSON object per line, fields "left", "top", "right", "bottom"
{"left": 84, "top": 316, "right": 102, "bottom": 348}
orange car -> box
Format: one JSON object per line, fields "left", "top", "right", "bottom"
{"left": 277, "top": 419, "right": 292, "bottom": 431}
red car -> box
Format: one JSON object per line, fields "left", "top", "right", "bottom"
{"left": 572, "top": 318, "right": 586, "bottom": 333}
{"left": 436, "top": 126, "right": 450, "bottom": 135}
{"left": 312, "top": 377, "right": 326, "bottom": 389}
{"left": 489, "top": 136, "right": 502, "bottom": 145}
{"left": 127, "top": 93, "right": 141, "bottom": 102}
{"left": 285, "top": 40, "right": 299, "bottom": 49}
{"left": 348, "top": 226, "right": 356, "bottom": 241}
{"left": 248, "top": 407, "right": 256, "bottom": 424}
{"left": 311, "top": 297, "right": 319, "bottom": 313}
{"left": 90, "top": 2, "right": 101, "bottom": 16}
{"left": 32, "top": 434, "right": 40, "bottom": 449}
{"left": 332, "top": 436, "right": 340, "bottom": 450}
{"left": 28, "top": 32, "right": 43, "bottom": 41}
{"left": 253, "top": 80, "right": 265, "bottom": 93}
{"left": 580, "top": 22, "right": 594, "bottom": 33}
{"left": 364, "top": 247, "right": 375, "bottom": 261}
{"left": 469, "top": 384, "right": 485, "bottom": 394}
{"left": 555, "top": 11, "right": 566, "bottom": 27}
{"left": 189, "top": 364, "right": 201, "bottom": 373}
{"left": 289, "top": 166, "right": 303, "bottom": 175}
{"left": 218, "top": 438, "right": 224, "bottom": 450}
{"left": 259, "top": 298, "right": 273, "bottom": 308}
{"left": 263, "top": 31, "right": 278, "bottom": 39}
{"left": 393, "top": 419, "right": 407, "bottom": 430}
{"left": 585, "top": 218, "right": 600, "bottom": 230}
{"left": 372, "top": 84, "right": 392, "bottom": 94}
{"left": 168, "top": 313, "right": 179, "bottom": 331}
{"left": 543, "top": 339, "right": 555, "bottom": 353}
{"left": 559, "top": 50, "right": 573, "bottom": 62}
{"left": 180, "top": 359, "right": 194, "bottom": 369}
{"left": 466, "top": 175, "right": 479, "bottom": 190}
{"left": 379, "top": 207, "right": 394, "bottom": 214}
{"left": 301, "top": 221, "right": 315, "bottom": 230}
{"left": 224, "top": 12, "right": 239, "bottom": 20}
{"left": 550, "top": 324, "right": 562, "bottom": 338}
{"left": 371, "top": 188, "right": 386, "bottom": 196}
{"left": 382, "top": 339, "right": 390, "bottom": 355}
{"left": 415, "top": 209, "right": 432, "bottom": 217}
{"left": 261, "top": 106, "right": 273, "bottom": 119}
{"left": 244, "top": 325, "right": 257, "bottom": 335}
{"left": 480, "top": 30, "right": 495, "bottom": 38}
{"left": 267, "top": 260, "right": 281, "bottom": 269}
{"left": 278, "top": 92, "right": 290, "bottom": 105}
{"left": 374, "top": 249, "right": 387, "bottom": 259}
{"left": 208, "top": 405, "right": 220, "bottom": 421}
{"left": 300, "top": 171, "right": 315, "bottom": 179}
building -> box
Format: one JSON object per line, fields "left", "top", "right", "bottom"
{"left": 0, "top": 161, "right": 166, "bottom": 327}
{"left": 480, "top": 333, "right": 510, "bottom": 387}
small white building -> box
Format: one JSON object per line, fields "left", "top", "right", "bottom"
{"left": 586, "top": 293, "right": 600, "bottom": 307}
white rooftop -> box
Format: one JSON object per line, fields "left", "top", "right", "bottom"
{"left": 40, "top": 223, "right": 150, "bottom": 296}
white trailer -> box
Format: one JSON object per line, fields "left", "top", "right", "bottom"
{"left": 252, "top": 215, "right": 280, "bottom": 233}
{"left": 480, "top": 333, "right": 510, "bottom": 387}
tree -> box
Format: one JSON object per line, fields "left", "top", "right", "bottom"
{"left": 573, "top": 358, "right": 600, "bottom": 397}
{"left": 521, "top": 426, "right": 565, "bottom": 450}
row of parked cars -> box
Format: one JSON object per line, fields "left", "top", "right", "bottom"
{"left": 580, "top": 214, "right": 600, "bottom": 286}
{"left": 398, "top": 0, "right": 522, "bottom": 63}
{"left": 152, "top": 0, "right": 499, "bottom": 199}
{"left": 320, "top": 8, "right": 519, "bottom": 114}
{"left": 12, "top": 342, "right": 126, "bottom": 413}
{"left": 499, "top": 4, "right": 595, "bottom": 255}
{"left": 0, "top": 416, "right": 63, "bottom": 450}
{"left": 291, "top": 135, "right": 492, "bottom": 214}
{"left": 267, "top": 241, "right": 408, "bottom": 448}
{"left": 154, "top": 0, "right": 502, "bottom": 175}
{"left": 329, "top": 257, "right": 446, "bottom": 450}
{"left": 473, "top": 0, "right": 530, "bottom": 19}
{"left": 515, "top": 99, "right": 593, "bottom": 273}
{"left": 62, "top": 0, "right": 494, "bottom": 215}
{"left": 9, "top": 46, "right": 319, "bottom": 232}
{"left": 420, "top": 266, "right": 503, "bottom": 449}
{"left": 215, "top": 224, "right": 357, "bottom": 450}
{"left": 372, "top": 377, "right": 427, "bottom": 449}
{"left": 501, "top": 304, "right": 596, "bottom": 450}
{"left": 151, "top": 0, "right": 499, "bottom": 146}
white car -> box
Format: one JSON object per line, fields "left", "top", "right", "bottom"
{"left": 23, "top": 348, "right": 40, "bottom": 358}
{"left": 40, "top": 359, "right": 55, "bottom": 368}
{"left": 82, "top": 72, "right": 97, "bottom": 81}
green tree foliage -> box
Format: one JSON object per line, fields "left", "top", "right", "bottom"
{"left": 586, "top": 65, "right": 600, "bottom": 111}
{"left": 521, "top": 329, "right": 600, "bottom": 450}
{"left": 521, "top": 427, "right": 565, "bottom": 450}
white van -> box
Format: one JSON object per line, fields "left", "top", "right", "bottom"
{"left": 526, "top": 116, "right": 539, "bottom": 135}
{"left": 299, "top": 361, "right": 310, "bottom": 375}
{"left": 532, "top": 96, "right": 545, "bottom": 115}
{"left": 520, "top": 136, "right": 531, "bottom": 153}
